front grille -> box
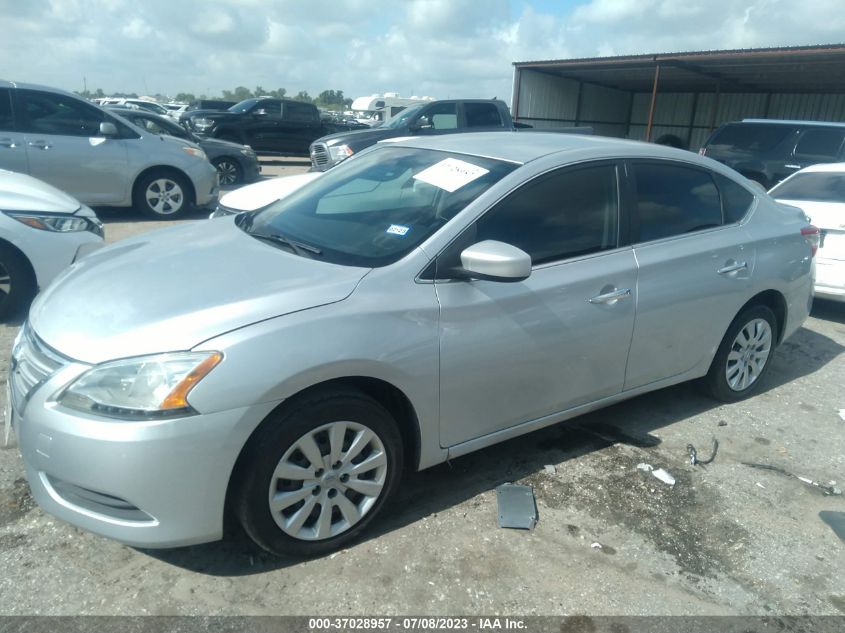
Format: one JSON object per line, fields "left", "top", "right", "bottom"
{"left": 311, "top": 142, "right": 329, "bottom": 167}
{"left": 9, "top": 324, "right": 69, "bottom": 412}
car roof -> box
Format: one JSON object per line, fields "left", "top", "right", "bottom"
{"left": 382, "top": 131, "right": 707, "bottom": 165}
{"left": 0, "top": 79, "right": 85, "bottom": 99}
{"left": 788, "top": 162, "right": 845, "bottom": 174}
{"left": 739, "top": 118, "right": 845, "bottom": 129}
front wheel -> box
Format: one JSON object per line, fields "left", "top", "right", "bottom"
{"left": 703, "top": 305, "right": 777, "bottom": 401}
{"left": 133, "top": 171, "right": 192, "bottom": 219}
{"left": 234, "top": 388, "right": 404, "bottom": 557}
{"left": 0, "top": 245, "right": 35, "bottom": 320}
{"left": 212, "top": 157, "right": 243, "bottom": 186}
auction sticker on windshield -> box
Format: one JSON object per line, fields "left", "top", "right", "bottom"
{"left": 414, "top": 158, "right": 489, "bottom": 192}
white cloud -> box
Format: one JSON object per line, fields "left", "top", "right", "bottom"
{"left": 0, "top": 0, "right": 841, "bottom": 104}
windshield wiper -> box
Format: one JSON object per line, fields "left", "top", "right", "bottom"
{"left": 251, "top": 231, "right": 322, "bottom": 256}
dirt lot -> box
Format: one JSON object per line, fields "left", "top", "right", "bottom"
{"left": 1, "top": 158, "right": 844, "bottom": 615}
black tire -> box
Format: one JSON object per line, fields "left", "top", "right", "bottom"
{"left": 133, "top": 170, "right": 193, "bottom": 219}
{"left": 0, "top": 245, "right": 35, "bottom": 321}
{"left": 234, "top": 387, "right": 404, "bottom": 557}
{"left": 702, "top": 305, "right": 778, "bottom": 402}
{"left": 212, "top": 157, "right": 243, "bottom": 186}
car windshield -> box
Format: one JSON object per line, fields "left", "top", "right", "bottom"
{"left": 382, "top": 104, "right": 426, "bottom": 129}
{"left": 238, "top": 146, "right": 517, "bottom": 267}
{"left": 708, "top": 124, "right": 793, "bottom": 153}
{"left": 229, "top": 98, "right": 261, "bottom": 113}
{"left": 770, "top": 172, "right": 845, "bottom": 204}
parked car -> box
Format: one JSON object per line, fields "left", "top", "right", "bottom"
{"left": 309, "top": 99, "right": 517, "bottom": 171}
{"left": 162, "top": 103, "right": 189, "bottom": 120}
{"left": 181, "top": 97, "right": 366, "bottom": 156}
{"left": 0, "top": 80, "right": 219, "bottom": 218}
{"left": 770, "top": 163, "right": 845, "bottom": 302}
{"left": 184, "top": 99, "right": 237, "bottom": 114}
{"left": 700, "top": 119, "right": 845, "bottom": 189}
{"left": 98, "top": 98, "right": 170, "bottom": 117}
{"left": 0, "top": 170, "right": 103, "bottom": 318}
{"left": 10, "top": 133, "right": 815, "bottom": 557}
{"left": 210, "top": 172, "right": 322, "bottom": 217}
{"left": 107, "top": 107, "right": 260, "bottom": 186}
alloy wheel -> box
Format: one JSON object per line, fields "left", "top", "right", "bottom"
{"left": 725, "top": 317, "right": 772, "bottom": 391}
{"left": 268, "top": 421, "right": 388, "bottom": 541}
{"left": 215, "top": 160, "right": 240, "bottom": 186}
{"left": 145, "top": 178, "right": 184, "bottom": 215}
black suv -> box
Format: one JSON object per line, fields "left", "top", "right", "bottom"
{"left": 701, "top": 119, "right": 845, "bottom": 189}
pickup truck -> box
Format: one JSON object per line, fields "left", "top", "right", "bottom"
{"left": 309, "top": 99, "right": 516, "bottom": 170}
{"left": 180, "top": 97, "right": 366, "bottom": 156}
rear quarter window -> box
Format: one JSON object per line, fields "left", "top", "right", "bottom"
{"left": 714, "top": 174, "right": 755, "bottom": 223}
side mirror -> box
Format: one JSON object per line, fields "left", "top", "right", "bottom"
{"left": 457, "top": 240, "right": 531, "bottom": 282}
{"left": 99, "top": 121, "right": 118, "bottom": 137}
{"left": 410, "top": 115, "right": 431, "bottom": 132}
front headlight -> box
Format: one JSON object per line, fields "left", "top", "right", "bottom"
{"left": 192, "top": 117, "right": 215, "bottom": 131}
{"left": 328, "top": 144, "right": 354, "bottom": 162}
{"left": 57, "top": 351, "right": 223, "bottom": 420}
{"left": 182, "top": 146, "right": 207, "bottom": 160}
{"left": 4, "top": 211, "right": 94, "bottom": 233}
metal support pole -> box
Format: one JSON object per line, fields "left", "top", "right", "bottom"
{"left": 645, "top": 63, "right": 660, "bottom": 142}
{"left": 709, "top": 81, "right": 721, "bottom": 134}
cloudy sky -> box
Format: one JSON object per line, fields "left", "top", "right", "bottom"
{"left": 1, "top": 0, "right": 843, "bottom": 103}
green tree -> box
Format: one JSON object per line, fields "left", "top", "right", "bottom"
{"left": 175, "top": 92, "right": 195, "bottom": 103}
{"left": 269, "top": 88, "right": 287, "bottom": 99}
{"left": 293, "top": 90, "right": 313, "bottom": 103}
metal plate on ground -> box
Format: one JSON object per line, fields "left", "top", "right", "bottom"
{"left": 496, "top": 483, "right": 537, "bottom": 529}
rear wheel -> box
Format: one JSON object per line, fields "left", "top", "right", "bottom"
{"left": 234, "top": 388, "right": 403, "bottom": 557}
{"left": 133, "top": 171, "right": 193, "bottom": 219}
{"left": 703, "top": 305, "right": 777, "bottom": 401}
{"left": 0, "top": 245, "right": 35, "bottom": 320}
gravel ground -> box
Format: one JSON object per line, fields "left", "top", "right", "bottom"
{"left": 0, "top": 160, "right": 843, "bottom": 615}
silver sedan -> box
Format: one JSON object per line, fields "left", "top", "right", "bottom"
{"left": 9, "top": 132, "right": 816, "bottom": 556}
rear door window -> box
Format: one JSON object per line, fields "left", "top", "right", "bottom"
{"left": 426, "top": 103, "right": 458, "bottom": 130}
{"left": 284, "top": 102, "right": 315, "bottom": 123}
{"left": 464, "top": 103, "right": 503, "bottom": 128}
{"left": 793, "top": 128, "right": 845, "bottom": 163}
{"left": 631, "top": 162, "right": 723, "bottom": 242}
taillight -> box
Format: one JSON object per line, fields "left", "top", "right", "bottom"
{"left": 801, "top": 225, "right": 820, "bottom": 257}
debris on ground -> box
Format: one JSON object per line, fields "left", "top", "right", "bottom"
{"left": 718, "top": 420, "right": 728, "bottom": 427}
{"left": 819, "top": 511, "right": 845, "bottom": 543}
{"left": 590, "top": 542, "right": 602, "bottom": 549}
{"left": 839, "top": 409, "right": 845, "bottom": 421}
{"left": 543, "top": 464, "right": 556, "bottom": 475}
{"left": 742, "top": 462, "right": 843, "bottom": 496}
{"left": 496, "top": 483, "right": 538, "bottom": 530}
{"left": 688, "top": 437, "right": 720, "bottom": 466}
{"left": 636, "top": 463, "right": 675, "bottom": 486}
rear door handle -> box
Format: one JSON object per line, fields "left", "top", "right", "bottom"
{"left": 717, "top": 261, "right": 747, "bottom": 275}
{"left": 588, "top": 288, "right": 631, "bottom": 304}
{"left": 28, "top": 140, "right": 52, "bottom": 150}
{"left": 0, "top": 137, "right": 18, "bottom": 148}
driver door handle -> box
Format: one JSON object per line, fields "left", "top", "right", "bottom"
{"left": 28, "top": 140, "right": 52, "bottom": 150}
{"left": 0, "top": 137, "right": 18, "bottom": 148}
{"left": 588, "top": 288, "right": 631, "bottom": 304}
{"left": 717, "top": 261, "right": 747, "bottom": 275}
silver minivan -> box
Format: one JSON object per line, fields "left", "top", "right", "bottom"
{"left": 8, "top": 133, "right": 816, "bottom": 556}
{"left": 0, "top": 81, "right": 219, "bottom": 218}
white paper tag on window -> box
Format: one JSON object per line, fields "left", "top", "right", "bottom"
{"left": 386, "top": 224, "right": 409, "bottom": 236}
{"left": 413, "top": 158, "right": 489, "bottom": 193}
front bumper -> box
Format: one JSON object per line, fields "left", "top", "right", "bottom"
{"left": 10, "top": 327, "right": 278, "bottom": 548}
{"left": 187, "top": 160, "right": 221, "bottom": 209}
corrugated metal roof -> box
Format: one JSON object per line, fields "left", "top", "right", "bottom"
{"left": 513, "top": 44, "right": 845, "bottom": 94}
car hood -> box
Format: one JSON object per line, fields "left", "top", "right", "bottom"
{"left": 774, "top": 198, "right": 845, "bottom": 231}
{"left": 0, "top": 169, "right": 81, "bottom": 214}
{"left": 29, "top": 219, "right": 369, "bottom": 364}
{"left": 315, "top": 127, "right": 405, "bottom": 148}
{"left": 200, "top": 137, "right": 251, "bottom": 152}
{"left": 219, "top": 172, "right": 322, "bottom": 212}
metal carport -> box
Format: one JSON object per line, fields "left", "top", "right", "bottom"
{"left": 511, "top": 44, "right": 845, "bottom": 150}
